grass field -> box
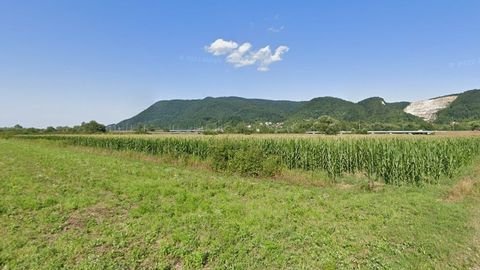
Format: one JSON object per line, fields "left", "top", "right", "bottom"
{"left": 1, "top": 138, "right": 480, "bottom": 269}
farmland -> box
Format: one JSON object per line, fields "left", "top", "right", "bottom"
{"left": 1, "top": 134, "right": 480, "bottom": 269}
{"left": 19, "top": 134, "right": 480, "bottom": 185}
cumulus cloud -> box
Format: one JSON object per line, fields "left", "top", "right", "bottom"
{"left": 226, "top": 42, "right": 255, "bottom": 67}
{"left": 255, "top": 45, "right": 289, "bottom": 71}
{"left": 205, "top": 38, "right": 289, "bottom": 71}
{"left": 205, "top": 39, "right": 238, "bottom": 55}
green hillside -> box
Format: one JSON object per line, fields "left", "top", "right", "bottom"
{"left": 116, "top": 97, "right": 304, "bottom": 129}
{"left": 290, "top": 97, "right": 364, "bottom": 121}
{"left": 291, "top": 96, "right": 419, "bottom": 123}
{"left": 113, "top": 90, "right": 480, "bottom": 130}
{"left": 357, "top": 98, "right": 420, "bottom": 123}
{"left": 435, "top": 89, "right": 480, "bottom": 123}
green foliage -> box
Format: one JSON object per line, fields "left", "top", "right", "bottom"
{"left": 45, "top": 126, "right": 56, "bottom": 133}
{"left": 436, "top": 90, "right": 480, "bottom": 123}
{"left": 471, "top": 121, "right": 480, "bottom": 131}
{"left": 104, "top": 89, "right": 480, "bottom": 132}
{"left": 19, "top": 135, "right": 480, "bottom": 185}
{"left": 292, "top": 96, "right": 364, "bottom": 121}
{"left": 280, "top": 96, "right": 423, "bottom": 125}
{"left": 211, "top": 144, "right": 281, "bottom": 177}
{"left": 228, "top": 147, "right": 270, "bottom": 177}
{"left": 112, "top": 92, "right": 480, "bottom": 133}
{"left": 0, "top": 126, "right": 42, "bottom": 138}
{"left": 112, "top": 95, "right": 429, "bottom": 131}
{"left": 116, "top": 97, "right": 304, "bottom": 130}
{"left": 1, "top": 139, "right": 478, "bottom": 269}
{"left": 210, "top": 141, "right": 237, "bottom": 171}
{"left": 0, "top": 121, "right": 107, "bottom": 136}
{"left": 79, "top": 120, "right": 106, "bottom": 133}
{"left": 310, "top": 115, "right": 341, "bottom": 135}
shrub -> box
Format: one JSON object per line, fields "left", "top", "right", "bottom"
{"left": 227, "top": 147, "right": 281, "bottom": 177}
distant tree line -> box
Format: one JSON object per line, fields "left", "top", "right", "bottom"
{"left": 198, "top": 116, "right": 480, "bottom": 135}
{"left": 2, "top": 118, "right": 480, "bottom": 137}
{"left": 118, "top": 117, "right": 480, "bottom": 135}
{"left": 0, "top": 120, "right": 106, "bottom": 137}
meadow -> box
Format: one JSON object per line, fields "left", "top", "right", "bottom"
{"left": 1, "top": 134, "right": 480, "bottom": 269}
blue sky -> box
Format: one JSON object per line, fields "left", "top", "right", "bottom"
{"left": 1, "top": 0, "right": 479, "bottom": 127}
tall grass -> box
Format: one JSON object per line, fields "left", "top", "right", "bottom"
{"left": 19, "top": 135, "right": 480, "bottom": 185}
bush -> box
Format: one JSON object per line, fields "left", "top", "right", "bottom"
{"left": 210, "top": 143, "right": 280, "bottom": 177}
{"left": 325, "top": 124, "right": 340, "bottom": 135}
{"left": 260, "top": 155, "right": 282, "bottom": 177}
{"left": 210, "top": 141, "right": 237, "bottom": 171}
{"left": 79, "top": 121, "right": 106, "bottom": 133}
{"left": 228, "top": 147, "right": 280, "bottom": 177}
{"left": 227, "top": 147, "right": 265, "bottom": 176}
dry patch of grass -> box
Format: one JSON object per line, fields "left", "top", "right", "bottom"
{"left": 446, "top": 160, "right": 480, "bottom": 202}
{"left": 63, "top": 203, "right": 115, "bottom": 231}
{"left": 446, "top": 179, "right": 476, "bottom": 202}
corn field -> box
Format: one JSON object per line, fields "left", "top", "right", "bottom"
{"left": 19, "top": 135, "right": 480, "bottom": 185}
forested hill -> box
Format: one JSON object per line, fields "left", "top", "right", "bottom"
{"left": 290, "top": 96, "right": 420, "bottom": 123}
{"left": 435, "top": 89, "right": 480, "bottom": 123}
{"left": 113, "top": 90, "right": 480, "bottom": 130}
{"left": 115, "top": 97, "right": 305, "bottom": 129}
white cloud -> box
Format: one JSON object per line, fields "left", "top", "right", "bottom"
{"left": 205, "top": 39, "right": 238, "bottom": 55}
{"left": 254, "top": 45, "right": 289, "bottom": 71}
{"left": 205, "top": 38, "right": 289, "bottom": 71}
{"left": 226, "top": 42, "right": 255, "bottom": 67}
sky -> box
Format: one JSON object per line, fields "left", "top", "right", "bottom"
{"left": 1, "top": 0, "right": 479, "bottom": 127}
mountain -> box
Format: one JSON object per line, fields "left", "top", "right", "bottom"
{"left": 113, "top": 89, "right": 480, "bottom": 130}
{"left": 434, "top": 89, "right": 480, "bottom": 123}
{"left": 291, "top": 96, "right": 419, "bottom": 123}
{"left": 290, "top": 97, "right": 364, "bottom": 121}
{"left": 116, "top": 97, "right": 304, "bottom": 129}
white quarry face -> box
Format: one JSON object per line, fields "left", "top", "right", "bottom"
{"left": 404, "top": 96, "right": 458, "bottom": 122}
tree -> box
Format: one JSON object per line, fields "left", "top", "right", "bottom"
{"left": 471, "top": 121, "right": 480, "bottom": 131}
{"left": 80, "top": 121, "right": 106, "bottom": 133}
{"left": 324, "top": 124, "right": 340, "bottom": 135}
{"left": 45, "top": 126, "right": 56, "bottom": 133}
{"left": 313, "top": 116, "right": 340, "bottom": 135}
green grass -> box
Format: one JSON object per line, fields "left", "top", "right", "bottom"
{"left": 0, "top": 139, "right": 478, "bottom": 269}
